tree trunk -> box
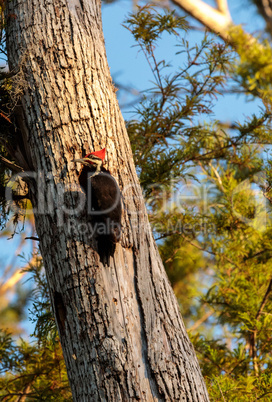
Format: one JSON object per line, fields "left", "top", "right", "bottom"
{"left": 5, "top": 1, "right": 209, "bottom": 400}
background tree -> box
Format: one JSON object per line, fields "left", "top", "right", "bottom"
{"left": 124, "top": 1, "right": 272, "bottom": 400}
{"left": 107, "top": 1, "right": 272, "bottom": 399}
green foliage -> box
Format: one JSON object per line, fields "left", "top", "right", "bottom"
{"left": 0, "top": 258, "right": 71, "bottom": 401}
{"left": 125, "top": 5, "right": 188, "bottom": 49}
{"left": 125, "top": 5, "right": 272, "bottom": 401}
{"left": 0, "top": 330, "right": 71, "bottom": 401}
{"left": 230, "top": 26, "right": 272, "bottom": 106}
{"left": 26, "top": 257, "right": 58, "bottom": 343}
{"left": 159, "top": 237, "right": 209, "bottom": 322}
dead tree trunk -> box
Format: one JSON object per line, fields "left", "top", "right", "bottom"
{"left": 5, "top": 0, "right": 209, "bottom": 400}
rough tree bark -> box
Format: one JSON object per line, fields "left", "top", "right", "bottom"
{"left": 5, "top": 1, "right": 209, "bottom": 400}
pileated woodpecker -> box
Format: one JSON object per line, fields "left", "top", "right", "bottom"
{"left": 74, "top": 148, "right": 122, "bottom": 254}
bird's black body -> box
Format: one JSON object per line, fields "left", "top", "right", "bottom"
{"left": 78, "top": 165, "right": 122, "bottom": 255}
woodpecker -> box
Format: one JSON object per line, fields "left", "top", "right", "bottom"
{"left": 73, "top": 148, "right": 122, "bottom": 255}
{"left": 74, "top": 148, "right": 106, "bottom": 177}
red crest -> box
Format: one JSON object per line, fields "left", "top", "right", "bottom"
{"left": 85, "top": 148, "right": 106, "bottom": 161}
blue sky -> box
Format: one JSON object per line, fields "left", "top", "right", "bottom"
{"left": 102, "top": 0, "right": 266, "bottom": 121}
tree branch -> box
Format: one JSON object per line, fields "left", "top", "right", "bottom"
{"left": 0, "top": 154, "right": 24, "bottom": 172}
{"left": 188, "top": 310, "right": 214, "bottom": 332}
{"left": 251, "top": 330, "right": 259, "bottom": 376}
{"left": 15, "top": 383, "right": 32, "bottom": 402}
{"left": 256, "top": 278, "right": 272, "bottom": 321}
{"left": 171, "top": 0, "right": 232, "bottom": 40}
{"left": 25, "top": 236, "right": 40, "bottom": 241}
{"left": 249, "top": 277, "right": 272, "bottom": 378}
{"left": 0, "top": 255, "right": 39, "bottom": 296}
{"left": 216, "top": 0, "right": 230, "bottom": 15}
{"left": 0, "top": 69, "right": 19, "bottom": 80}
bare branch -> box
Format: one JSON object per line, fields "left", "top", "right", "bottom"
{"left": 0, "top": 154, "right": 24, "bottom": 172}
{"left": 0, "top": 255, "right": 39, "bottom": 296}
{"left": 215, "top": 377, "right": 227, "bottom": 402}
{"left": 216, "top": 0, "right": 230, "bottom": 15}
{"left": 15, "top": 383, "right": 32, "bottom": 402}
{"left": 25, "top": 236, "right": 40, "bottom": 241}
{"left": 0, "top": 269, "right": 25, "bottom": 296}
{"left": 256, "top": 278, "right": 272, "bottom": 321}
{"left": 248, "top": 278, "right": 272, "bottom": 378}
{"left": 0, "top": 69, "right": 19, "bottom": 80}
{"left": 188, "top": 310, "right": 214, "bottom": 332}
{"left": 171, "top": 0, "right": 232, "bottom": 40}
{"left": 251, "top": 330, "right": 259, "bottom": 376}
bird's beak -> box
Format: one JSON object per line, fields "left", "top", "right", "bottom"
{"left": 73, "top": 158, "right": 85, "bottom": 164}
{"left": 73, "top": 158, "right": 93, "bottom": 167}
